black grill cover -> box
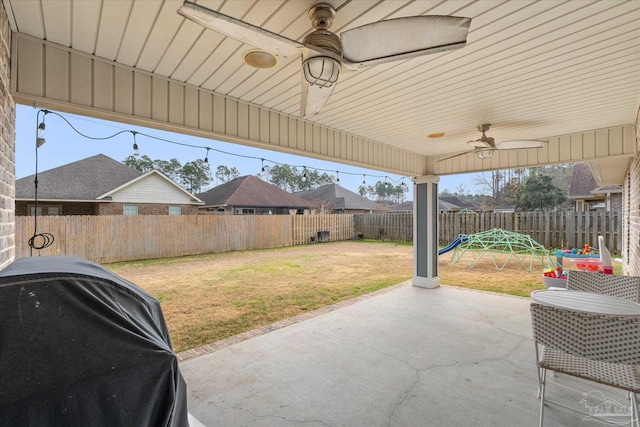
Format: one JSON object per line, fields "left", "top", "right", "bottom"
{"left": 0, "top": 256, "right": 188, "bottom": 427}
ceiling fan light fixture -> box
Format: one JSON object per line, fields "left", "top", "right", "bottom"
{"left": 303, "top": 56, "right": 340, "bottom": 88}
{"left": 243, "top": 49, "right": 278, "bottom": 69}
{"left": 476, "top": 150, "right": 494, "bottom": 159}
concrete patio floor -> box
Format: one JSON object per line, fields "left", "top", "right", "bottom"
{"left": 180, "top": 283, "right": 632, "bottom": 427}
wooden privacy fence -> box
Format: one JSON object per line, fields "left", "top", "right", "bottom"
{"left": 292, "top": 214, "right": 354, "bottom": 245}
{"left": 14, "top": 212, "right": 622, "bottom": 263}
{"left": 353, "top": 213, "right": 413, "bottom": 242}
{"left": 15, "top": 214, "right": 352, "bottom": 264}
{"left": 354, "top": 212, "right": 622, "bottom": 252}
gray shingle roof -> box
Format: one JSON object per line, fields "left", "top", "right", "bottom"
{"left": 439, "top": 196, "right": 475, "bottom": 209}
{"left": 294, "top": 184, "right": 385, "bottom": 211}
{"left": 16, "top": 154, "right": 142, "bottom": 200}
{"left": 196, "top": 175, "right": 310, "bottom": 208}
{"left": 568, "top": 163, "right": 598, "bottom": 198}
{"left": 388, "top": 201, "right": 413, "bottom": 212}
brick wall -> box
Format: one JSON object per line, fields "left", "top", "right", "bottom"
{"left": 622, "top": 112, "right": 640, "bottom": 276}
{"left": 98, "top": 203, "right": 199, "bottom": 215}
{"left": 15, "top": 201, "right": 98, "bottom": 216}
{"left": 0, "top": 3, "right": 14, "bottom": 270}
{"left": 16, "top": 201, "right": 199, "bottom": 216}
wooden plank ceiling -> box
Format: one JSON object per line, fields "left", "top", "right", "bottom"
{"left": 4, "top": 0, "right": 640, "bottom": 165}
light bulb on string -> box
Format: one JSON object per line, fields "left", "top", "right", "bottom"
{"left": 258, "top": 158, "right": 265, "bottom": 178}
{"left": 36, "top": 109, "right": 48, "bottom": 148}
{"left": 132, "top": 131, "right": 139, "bottom": 156}
{"left": 36, "top": 122, "right": 46, "bottom": 148}
{"left": 28, "top": 108, "right": 425, "bottom": 197}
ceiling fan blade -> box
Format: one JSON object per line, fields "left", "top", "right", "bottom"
{"left": 495, "top": 139, "right": 548, "bottom": 150}
{"left": 467, "top": 138, "right": 494, "bottom": 149}
{"left": 436, "top": 150, "right": 474, "bottom": 162}
{"left": 300, "top": 78, "right": 336, "bottom": 117}
{"left": 177, "top": 1, "right": 303, "bottom": 58}
{"left": 341, "top": 16, "right": 471, "bottom": 67}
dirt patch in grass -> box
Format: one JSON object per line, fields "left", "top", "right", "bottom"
{"left": 107, "top": 241, "right": 559, "bottom": 352}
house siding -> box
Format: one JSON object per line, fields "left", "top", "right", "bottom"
{"left": 0, "top": 3, "right": 14, "bottom": 270}
{"left": 109, "top": 173, "right": 195, "bottom": 204}
{"left": 622, "top": 113, "right": 640, "bottom": 276}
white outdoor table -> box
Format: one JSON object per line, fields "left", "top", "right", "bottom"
{"left": 530, "top": 289, "right": 640, "bottom": 317}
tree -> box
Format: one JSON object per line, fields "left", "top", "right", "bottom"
{"left": 517, "top": 174, "right": 565, "bottom": 211}
{"left": 215, "top": 165, "right": 240, "bottom": 183}
{"left": 269, "top": 164, "right": 298, "bottom": 192}
{"left": 455, "top": 183, "right": 468, "bottom": 197}
{"left": 123, "top": 156, "right": 212, "bottom": 193}
{"left": 298, "top": 169, "right": 334, "bottom": 191}
{"left": 371, "top": 181, "right": 407, "bottom": 203}
{"left": 123, "top": 155, "right": 155, "bottom": 173}
{"left": 154, "top": 158, "right": 182, "bottom": 181}
{"left": 179, "top": 159, "right": 211, "bottom": 193}
{"left": 269, "top": 164, "right": 335, "bottom": 192}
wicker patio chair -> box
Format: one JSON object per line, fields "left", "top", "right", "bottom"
{"left": 530, "top": 302, "right": 640, "bottom": 427}
{"left": 566, "top": 270, "right": 640, "bottom": 302}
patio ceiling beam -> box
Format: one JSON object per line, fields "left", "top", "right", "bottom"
{"left": 428, "top": 124, "right": 636, "bottom": 175}
{"left": 10, "top": 34, "right": 637, "bottom": 179}
{"left": 9, "top": 33, "right": 426, "bottom": 178}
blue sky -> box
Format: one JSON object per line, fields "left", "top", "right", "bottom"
{"left": 15, "top": 104, "right": 480, "bottom": 198}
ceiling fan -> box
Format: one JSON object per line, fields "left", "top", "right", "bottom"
{"left": 437, "top": 124, "right": 548, "bottom": 162}
{"left": 177, "top": 1, "right": 471, "bottom": 117}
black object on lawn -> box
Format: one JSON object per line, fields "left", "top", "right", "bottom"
{"left": 0, "top": 256, "right": 188, "bottom": 426}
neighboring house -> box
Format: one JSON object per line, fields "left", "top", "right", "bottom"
{"left": 569, "top": 163, "right": 622, "bottom": 212}
{"left": 439, "top": 196, "right": 477, "bottom": 211}
{"left": 294, "top": 184, "right": 386, "bottom": 214}
{"left": 196, "top": 175, "right": 310, "bottom": 215}
{"left": 388, "top": 200, "right": 478, "bottom": 213}
{"left": 15, "top": 154, "right": 203, "bottom": 216}
{"left": 388, "top": 201, "right": 413, "bottom": 213}
{"left": 439, "top": 200, "right": 464, "bottom": 213}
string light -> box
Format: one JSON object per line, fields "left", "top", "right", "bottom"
{"left": 385, "top": 176, "right": 389, "bottom": 189}
{"left": 302, "top": 167, "right": 307, "bottom": 182}
{"left": 204, "top": 148, "right": 210, "bottom": 163}
{"left": 132, "top": 131, "right": 139, "bottom": 156}
{"left": 29, "top": 109, "right": 55, "bottom": 255}
{"left": 362, "top": 174, "right": 366, "bottom": 185}
{"left": 33, "top": 108, "right": 410, "bottom": 188}
{"left": 36, "top": 119, "right": 46, "bottom": 148}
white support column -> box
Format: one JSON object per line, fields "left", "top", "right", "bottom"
{"left": 413, "top": 175, "right": 440, "bottom": 288}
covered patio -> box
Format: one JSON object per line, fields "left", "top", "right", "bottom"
{"left": 0, "top": 2, "right": 639, "bottom": 426}
{"left": 181, "top": 283, "right": 620, "bottom": 426}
